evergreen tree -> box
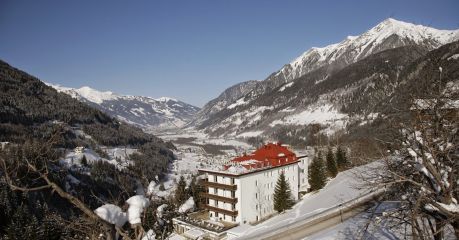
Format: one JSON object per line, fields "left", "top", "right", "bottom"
{"left": 159, "top": 183, "right": 165, "bottom": 191}
{"left": 326, "top": 147, "right": 338, "bottom": 177}
{"left": 81, "top": 155, "right": 88, "bottom": 166}
{"left": 273, "top": 172, "right": 295, "bottom": 213}
{"left": 188, "top": 176, "right": 204, "bottom": 209}
{"left": 336, "top": 146, "right": 348, "bottom": 170}
{"left": 174, "top": 176, "right": 188, "bottom": 206}
{"left": 308, "top": 151, "right": 327, "bottom": 191}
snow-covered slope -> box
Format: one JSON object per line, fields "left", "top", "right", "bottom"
{"left": 278, "top": 18, "right": 459, "bottom": 83}
{"left": 47, "top": 84, "right": 200, "bottom": 131}
{"left": 188, "top": 80, "right": 259, "bottom": 127}
{"left": 194, "top": 18, "right": 459, "bottom": 138}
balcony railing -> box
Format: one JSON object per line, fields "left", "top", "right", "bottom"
{"left": 203, "top": 204, "right": 238, "bottom": 217}
{"left": 201, "top": 192, "right": 238, "bottom": 204}
{"left": 201, "top": 180, "right": 237, "bottom": 191}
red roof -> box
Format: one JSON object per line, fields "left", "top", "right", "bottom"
{"left": 224, "top": 143, "right": 297, "bottom": 170}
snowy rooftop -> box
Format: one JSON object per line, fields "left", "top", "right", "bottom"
{"left": 199, "top": 143, "right": 299, "bottom": 176}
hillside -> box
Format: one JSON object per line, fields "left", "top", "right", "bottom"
{"left": 0, "top": 59, "right": 176, "bottom": 239}
{"left": 191, "top": 19, "right": 459, "bottom": 146}
{"left": 47, "top": 83, "right": 200, "bottom": 131}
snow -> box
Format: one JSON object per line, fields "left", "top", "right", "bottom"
{"left": 167, "top": 233, "right": 186, "bottom": 240}
{"left": 226, "top": 165, "right": 249, "bottom": 174}
{"left": 183, "top": 229, "right": 205, "bottom": 239}
{"left": 157, "top": 204, "right": 168, "bottom": 219}
{"left": 178, "top": 197, "right": 195, "bottom": 213}
{"left": 59, "top": 146, "right": 134, "bottom": 170}
{"left": 67, "top": 86, "right": 118, "bottom": 104}
{"left": 126, "top": 195, "right": 150, "bottom": 224}
{"left": 94, "top": 204, "right": 127, "bottom": 227}
{"left": 270, "top": 103, "right": 348, "bottom": 127}
{"left": 278, "top": 82, "right": 294, "bottom": 92}
{"left": 156, "top": 97, "right": 178, "bottom": 102}
{"left": 191, "top": 138, "right": 251, "bottom": 149}
{"left": 437, "top": 202, "right": 459, "bottom": 213}
{"left": 277, "top": 18, "right": 459, "bottom": 83}
{"left": 237, "top": 131, "right": 264, "bottom": 138}
{"left": 141, "top": 229, "right": 156, "bottom": 240}
{"left": 448, "top": 53, "right": 459, "bottom": 60}
{"left": 227, "top": 97, "right": 248, "bottom": 109}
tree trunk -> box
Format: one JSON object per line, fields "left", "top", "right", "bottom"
{"left": 433, "top": 220, "right": 444, "bottom": 240}
{"left": 106, "top": 224, "right": 116, "bottom": 240}
{"left": 453, "top": 220, "right": 459, "bottom": 240}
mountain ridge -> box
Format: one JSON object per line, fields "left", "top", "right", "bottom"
{"left": 47, "top": 83, "right": 200, "bottom": 131}
{"left": 192, "top": 18, "right": 459, "bottom": 139}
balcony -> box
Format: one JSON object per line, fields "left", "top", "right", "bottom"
{"left": 201, "top": 192, "right": 238, "bottom": 204}
{"left": 203, "top": 204, "right": 238, "bottom": 217}
{"left": 201, "top": 180, "right": 237, "bottom": 191}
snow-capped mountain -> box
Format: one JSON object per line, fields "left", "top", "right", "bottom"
{"left": 47, "top": 84, "right": 200, "bottom": 131}
{"left": 188, "top": 80, "right": 258, "bottom": 127}
{"left": 275, "top": 18, "right": 458, "bottom": 84}
{"left": 193, "top": 18, "right": 459, "bottom": 138}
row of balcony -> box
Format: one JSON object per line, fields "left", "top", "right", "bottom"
{"left": 200, "top": 180, "right": 237, "bottom": 191}
{"left": 203, "top": 204, "right": 238, "bottom": 217}
{"left": 201, "top": 192, "right": 238, "bottom": 204}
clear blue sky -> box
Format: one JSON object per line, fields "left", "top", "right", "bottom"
{"left": 1, "top": 0, "right": 458, "bottom": 107}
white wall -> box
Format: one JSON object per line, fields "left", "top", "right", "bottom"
{"left": 204, "top": 165, "right": 299, "bottom": 224}
{"left": 238, "top": 164, "right": 299, "bottom": 224}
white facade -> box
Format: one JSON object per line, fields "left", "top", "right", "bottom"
{"left": 203, "top": 162, "right": 299, "bottom": 224}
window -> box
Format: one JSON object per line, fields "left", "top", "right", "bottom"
{"left": 216, "top": 200, "right": 219, "bottom": 207}
{"left": 232, "top": 216, "right": 236, "bottom": 222}
{"left": 255, "top": 193, "right": 258, "bottom": 199}
{"left": 232, "top": 204, "right": 236, "bottom": 210}
{"left": 214, "top": 188, "right": 217, "bottom": 194}
{"left": 231, "top": 178, "right": 235, "bottom": 185}
{"left": 215, "top": 212, "right": 219, "bottom": 217}
{"left": 214, "top": 175, "right": 217, "bottom": 182}
{"left": 255, "top": 180, "right": 258, "bottom": 186}
{"left": 231, "top": 191, "right": 235, "bottom": 198}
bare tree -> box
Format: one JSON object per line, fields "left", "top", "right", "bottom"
{"left": 360, "top": 70, "right": 458, "bottom": 239}
{"left": 0, "top": 133, "right": 138, "bottom": 240}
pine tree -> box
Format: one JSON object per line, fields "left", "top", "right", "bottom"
{"left": 336, "top": 146, "right": 348, "bottom": 171}
{"left": 188, "top": 176, "right": 204, "bottom": 209}
{"left": 308, "top": 151, "right": 327, "bottom": 191}
{"left": 81, "top": 155, "right": 88, "bottom": 166}
{"left": 174, "top": 176, "right": 188, "bottom": 206}
{"left": 159, "top": 183, "right": 165, "bottom": 191}
{"left": 273, "top": 172, "right": 295, "bottom": 213}
{"left": 326, "top": 147, "right": 338, "bottom": 177}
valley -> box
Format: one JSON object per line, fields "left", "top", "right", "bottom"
{"left": 0, "top": 12, "right": 458, "bottom": 240}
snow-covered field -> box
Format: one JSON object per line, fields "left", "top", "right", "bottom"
{"left": 59, "top": 146, "right": 136, "bottom": 169}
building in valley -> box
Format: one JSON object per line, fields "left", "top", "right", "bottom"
{"left": 200, "top": 143, "right": 301, "bottom": 224}
{"left": 172, "top": 143, "right": 310, "bottom": 239}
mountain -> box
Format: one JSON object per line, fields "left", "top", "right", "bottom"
{"left": 47, "top": 84, "right": 200, "bottom": 131}
{"left": 193, "top": 18, "right": 459, "bottom": 139}
{"left": 0, "top": 59, "right": 177, "bottom": 238}
{"left": 188, "top": 80, "right": 258, "bottom": 127}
